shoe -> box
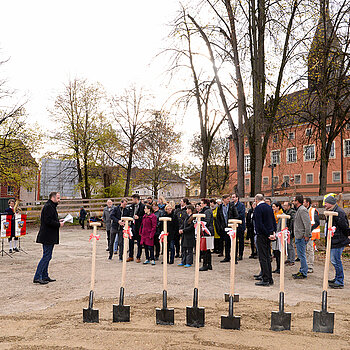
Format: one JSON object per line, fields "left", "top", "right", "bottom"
{"left": 199, "top": 266, "right": 209, "bottom": 271}
{"left": 114, "top": 250, "right": 118, "bottom": 254}
{"left": 151, "top": 260, "right": 156, "bottom": 265}
{"left": 292, "top": 272, "right": 307, "bottom": 279}
{"left": 178, "top": 263, "right": 184, "bottom": 266}
{"left": 238, "top": 256, "right": 243, "bottom": 261}
{"left": 255, "top": 280, "right": 270, "bottom": 286}
{"left": 168, "top": 261, "right": 174, "bottom": 265}
{"left": 175, "top": 254, "right": 180, "bottom": 258}
{"left": 295, "top": 258, "right": 300, "bottom": 262}
{"left": 106, "top": 248, "right": 109, "bottom": 251}
{"left": 249, "top": 255, "right": 255, "bottom": 259}
{"left": 285, "top": 260, "right": 290, "bottom": 264}
{"left": 255, "top": 276, "right": 262, "bottom": 281}
{"left": 126, "top": 257, "right": 134, "bottom": 262}
{"left": 155, "top": 256, "right": 159, "bottom": 261}
{"left": 13, "top": 247, "right": 19, "bottom": 252}
{"left": 136, "top": 258, "right": 141, "bottom": 263}
{"left": 208, "top": 265, "right": 212, "bottom": 270}
{"left": 108, "top": 256, "right": 112, "bottom": 260}
{"left": 143, "top": 260, "right": 150, "bottom": 264}
{"left": 184, "top": 264, "right": 192, "bottom": 268}
{"left": 43, "top": 277, "right": 56, "bottom": 282}
{"left": 254, "top": 274, "right": 262, "bottom": 278}
{"left": 119, "top": 258, "right": 123, "bottom": 262}
{"left": 235, "top": 260, "right": 238, "bottom": 264}
{"left": 269, "top": 279, "right": 274, "bottom": 285}
{"left": 33, "top": 279, "right": 49, "bottom": 285}
{"left": 218, "top": 253, "right": 223, "bottom": 257}
{"left": 328, "top": 278, "right": 336, "bottom": 284}
{"left": 272, "top": 269, "right": 280, "bottom": 274}
{"left": 329, "top": 282, "right": 344, "bottom": 289}
{"left": 9, "top": 249, "right": 12, "bottom": 253}
{"left": 308, "top": 268, "right": 314, "bottom": 273}
{"left": 286, "top": 262, "right": 295, "bottom": 266}
{"left": 220, "top": 258, "right": 230, "bottom": 263}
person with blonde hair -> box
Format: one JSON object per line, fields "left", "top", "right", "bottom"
{"left": 158, "top": 196, "right": 166, "bottom": 210}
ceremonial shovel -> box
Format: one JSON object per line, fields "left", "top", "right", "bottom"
{"left": 83, "top": 222, "right": 101, "bottom": 323}
{"left": 113, "top": 217, "right": 133, "bottom": 322}
{"left": 156, "top": 217, "right": 174, "bottom": 325}
{"left": 186, "top": 213, "right": 206, "bottom": 327}
{"left": 221, "top": 220, "right": 242, "bottom": 330}
{"left": 271, "top": 214, "right": 291, "bottom": 331}
{"left": 313, "top": 210, "right": 338, "bottom": 333}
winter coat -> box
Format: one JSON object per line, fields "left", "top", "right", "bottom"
{"left": 140, "top": 213, "right": 157, "bottom": 246}
{"left": 163, "top": 210, "right": 179, "bottom": 242}
{"left": 254, "top": 202, "right": 277, "bottom": 237}
{"left": 215, "top": 202, "right": 239, "bottom": 236}
{"left": 130, "top": 201, "right": 145, "bottom": 239}
{"left": 234, "top": 200, "right": 246, "bottom": 232}
{"left": 79, "top": 208, "right": 87, "bottom": 220}
{"left": 102, "top": 206, "right": 114, "bottom": 230}
{"left": 284, "top": 207, "right": 296, "bottom": 238}
{"left": 110, "top": 205, "right": 131, "bottom": 231}
{"left": 200, "top": 206, "right": 214, "bottom": 235}
{"left": 246, "top": 208, "right": 254, "bottom": 239}
{"left": 175, "top": 206, "right": 188, "bottom": 230}
{"left": 36, "top": 199, "right": 60, "bottom": 245}
{"left": 293, "top": 205, "right": 311, "bottom": 240}
{"left": 182, "top": 214, "right": 195, "bottom": 248}
{"left": 326, "top": 204, "right": 350, "bottom": 249}
{"left": 154, "top": 208, "right": 165, "bottom": 238}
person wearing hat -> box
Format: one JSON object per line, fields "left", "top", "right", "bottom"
{"left": 324, "top": 195, "right": 350, "bottom": 289}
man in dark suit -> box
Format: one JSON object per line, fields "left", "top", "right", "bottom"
{"left": 127, "top": 193, "right": 145, "bottom": 263}
{"left": 253, "top": 193, "right": 276, "bottom": 286}
{"left": 215, "top": 194, "right": 239, "bottom": 262}
{"left": 33, "top": 192, "right": 65, "bottom": 285}
{"left": 232, "top": 193, "right": 246, "bottom": 260}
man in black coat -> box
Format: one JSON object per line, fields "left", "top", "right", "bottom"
{"left": 127, "top": 194, "right": 145, "bottom": 262}
{"left": 79, "top": 206, "right": 87, "bottom": 229}
{"left": 253, "top": 194, "right": 277, "bottom": 286}
{"left": 33, "top": 192, "right": 64, "bottom": 285}
{"left": 215, "top": 194, "right": 239, "bottom": 262}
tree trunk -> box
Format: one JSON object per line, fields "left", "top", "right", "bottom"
{"left": 84, "top": 155, "right": 91, "bottom": 198}
{"left": 124, "top": 142, "right": 134, "bottom": 197}
{"left": 200, "top": 150, "right": 209, "bottom": 197}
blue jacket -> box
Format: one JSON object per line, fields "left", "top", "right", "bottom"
{"left": 253, "top": 202, "right": 276, "bottom": 237}
{"left": 234, "top": 200, "right": 246, "bottom": 232}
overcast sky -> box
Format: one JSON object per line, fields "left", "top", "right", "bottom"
{"left": 0, "top": 0, "right": 204, "bottom": 161}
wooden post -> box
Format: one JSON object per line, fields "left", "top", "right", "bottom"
{"left": 121, "top": 217, "right": 133, "bottom": 289}
{"left": 228, "top": 219, "right": 242, "bottom": 296}
{"left": 89, "top": 222, "right": 101, "bottom": 292}
{"left": 193, "top": 213, "right": 206, "bottom": 290}
{"left": 277, "top": 214, "right": 290, "bottom": 294}
{"left": 160, "top": 217, "right": 172, "bottom": 292}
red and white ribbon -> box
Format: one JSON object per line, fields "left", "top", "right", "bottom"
{"left": 159, "top": 231, "right": 168, "bottom": 242}
{"left": 89, "top": 233, "right": 100, "bottom": 241}
{"left": 123, "top": 227, "right": 133, "bottom": 239}
{"left": 194, "top": 221, "right": 211, "bottom": 237}
{"left": 328, "top": 226, "right": 336, "bottom": 237}
{"left": 225, "top": 227, "right": 236, "bottom": 240}
{"left": 277, "top": 227, "right": 290, "bottom": 244}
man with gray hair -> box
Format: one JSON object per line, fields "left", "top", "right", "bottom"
{"left": 102, "top": 199, "right": 114, "bottom": 251}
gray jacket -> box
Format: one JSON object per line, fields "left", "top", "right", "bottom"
{"left": 293, "top": 205, "right": 311, "bottom": 239}
{"left": 103, "top": 205, "right": 115, "bottom": 231}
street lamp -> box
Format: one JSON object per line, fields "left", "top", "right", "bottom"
{"left": 268, "top": 164, "right": 276, "bottom": 197}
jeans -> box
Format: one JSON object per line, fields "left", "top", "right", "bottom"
{"left": 295, "top": 238, "right": 308, "bottom": 276}
{"left": 34, "top": 244, "right": 54, "bottom": 280}
{"left": 306, "top": 239, "right": 314, "bottom": 269}
{"left": 287, "top": 238, "right": 295, "bottom": 263}
{"left": 330, "top": 247, "right": 345, "bottom": 285}
{"left": 168, "top": 240, "right": 175, "bottom": 263}
{"left": 144, "top": 245, "right": 155, "bottom": 261}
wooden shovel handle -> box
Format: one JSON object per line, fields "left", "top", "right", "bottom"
{"left": 121, "top": 217, "right": 133, "bottom": 288}
{"left": 229, "top": 223, "right": 238, "bottom": 296}
{"left": 194, "top": 215, "right": 205, "bottom": 290}
{"left": 162, "top": 220, "right": 169, "bottom": 291}
{"left": 90, "top": 225, "right": 98, "bottom": 291}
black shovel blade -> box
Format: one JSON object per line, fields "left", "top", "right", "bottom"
{"left": 270, "top": 311, "right": 291, "bottom": 331}
{"left": 313, "top": 310, "right": 334, "bottom": 333}
{"left": 224, "top": 293, "right": 239, "bottom": 303}
{"left": 221, "top": 315, "right": 241, "bottom": 330}
{"left": 186, "top": 306, "right": 205, "bottom": 328}
{"left": 83, "top": 307, "right": 99, "bottom": 323}
{"left": 113, "top": 304, "right": 130, "bottom": 322}
{"left": 156, "top": 307, "right": 174, "bottom": 325}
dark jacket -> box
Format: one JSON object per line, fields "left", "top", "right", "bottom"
{"left": 5, "top": 207, "right": 15, "bottom": 237}
{"left": 163, "top": 210, "right": 179, "bottom": 241}
{"left": 110, "top": 205, "right": 131, "bottom": 231}
{"left": 284, "top": 207, "right": 296, "bottom": 238}
{"left": 327, "top": 204, "right": 350, "bottom": 249}
{"left": 253, "top": 202, "right": 277, "bottom": 237}
{"left": 246, "top": 208, "right": 254, "bottom": 239}
{"left": 234, "top": 200, "right": 246, "bottom": 232}
{"left": 130, "top": 201, "right": 145, "bottom": 239}
{"left": 200, "top": 206, "right": 214, "bottom": 235}
{"left": 182, "top": 214, "right": 195, "bottom": 248}
{"left": 154, "top": 208, "right": 164, "bottom": 238}
{"left": 36, "top": 199, "right": 60, "bottom": 245}
{"left": 175, "top": 206, "right": 188, "bottom": 230}
{"left": 79, "top": 208, "right": 87, "bottom": 219}
{"left": 215, "top": 202, "right": 239, "bottom": 235}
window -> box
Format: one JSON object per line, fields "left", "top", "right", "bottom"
{"left": 306, "top": 173, "right": 314, "bottom": 184}
{"left": 245, "top": 178, "right": 250, "bottom": 186}
{"left": 244, "top": 155, "right": 251, "bottom": 173}
{"left": 332, "top": 171, "right": 341, "bottom": 183}
{"left": 273, "top": 135, "right": 278, "bottom": 143}
{"left": 306, "top": 128, "right": 312, "bottom": 137}
{"left": 271, "top": 150, "right": 280, "bottom": 165}
{"left": 330, "top": 141, "right": 335, "bottom": 159}
{"left": 288, "top": 132, "right": 295, "bottom": 140}
{"left": 304, "top": 145, "right": 315, "bottom": 161}
{"left": 167, "top": 191, "right": 171, "bottom": 196}
{"left": 283, "top": 175, "right": 290, "bottom": 184}
{"left": 273, "top": 176, "right": 279, "bottom": 186}
{"left": 344, "top": 140, "right": 350, "bottom": 157}
{"left": 7, "top": 186, "right": 14, "bottom": 195}
{"left": 263, "top": 177, "right": 269, "bottom": 185}
{"left": 27, "top": 187, "right": 33, "bottom": 193}
{"left": 287, "top": 147, "right": 297, "bottom": 163}
{"left": 294, "top": 174, "right": 301, "bottom": 184}
{"left": 135, "top": 190, "right": 139, "bottom": 194}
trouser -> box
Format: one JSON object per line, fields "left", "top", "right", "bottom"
{"left": 249, "top": 235, "right": 256, "bottom": 256}
{"left": 79, "top": 218, "right": 85, "bottom": 228}
{"left": 256, "top": 235, "right": 272, "bottom": 282}
{"left": 168, "top": 240, "right": 175, "bottom": 263}
{"left": 224, "top": 234, "right": 231, "bottom": 260}
{"left": 287, "top": 238, "right": 296, "bottom": 263}
{"left": 182, "top": 247, "right": 193, "bottom": 265}
{"left": 34, "top": 244, "right": 54, "bottom": 280}
{"left": 118, "top": 232, "right": 124, "bottom": 260}
{"left": 174, "top": 233, "right": 180, "bottom": 257}
{"left": 330, "top": 247, "right": 345, "bottom": 285}
{"left": 202, "top": 250, "right": 212, "bottom": 268}
{"left": 145, "top": 245, "right": 155, "bottom": 261}
{"left": 236, "top": 229, "right": 245, "bottom": 258}
{"left": 273, "top": 249, "right": 280, "bottom": 271}
{"left": 154, "top": 234, "right": 160, "bottom": 258}
{"left": 129, "top": 236, "right": 142, "bottom": 259}
{"left": 106, "top": 229, "right": 111, "bottom": 249}
{"left": 306, "top": 239, "right": 314, "bottom": 269}
{"left": 218, "top": 235, "right": 224, "bottom": 254}
{"left": 109, "top": 227, "right": 118, "bottom": 259}
{"left": 295, "top": 238, "right": 308, "bottom": 276}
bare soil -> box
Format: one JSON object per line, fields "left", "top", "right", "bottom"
{"left": 0, "top": 225, "right": 349, "bottom": 349}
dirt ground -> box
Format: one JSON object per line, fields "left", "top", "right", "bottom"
{"left": 0, "top": 225, "right": 350, "bottom": 350}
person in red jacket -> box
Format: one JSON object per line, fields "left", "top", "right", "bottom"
{"left": 140, "top": 204, "right": 157, "bottom": 265}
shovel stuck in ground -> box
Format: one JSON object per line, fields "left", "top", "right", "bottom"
{"left": 313, "top": 210, "right": 338, "bottom": 333}
{"left": 113, "top": 217, "right": 133, "bottom": 322}
{"left": 83, "top": 222, "right": 101, "bottom": 323}
{"left": 271, "top": 214, "right": 291, "bottom": 331}
{"left": 156, "top": 217, "right": 174, "bottom": 325}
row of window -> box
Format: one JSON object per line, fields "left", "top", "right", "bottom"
{"left": 244, "top": 171, "right": 350, "bottom": 187}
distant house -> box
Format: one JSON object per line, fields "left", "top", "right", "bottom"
{"left": 40, "top": 159, "right": 80, "bottom": 199}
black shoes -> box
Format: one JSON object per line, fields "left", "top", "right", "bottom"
{"left": 220, "top": 258, "right": 230, "bottom": 263}
{"left": 255, "top": 280, "right": 271, "bottom": 286}
{"left": 43, "top": 277, "right": 56, "bottom": 282}
{"left": 13, "top": 247, "right": 19, "bottom": 252}
{"left": 33, "top": 279, "right": 49, "bottom": 285}
{"left": 272, "top": 269, "right": 280, "bottom": 274}
{"left": 329, "top": 282, "right": 344, "bottom": 289}
{"left": 238, "top": 256, "right": 243, "bottom": 261}
{"left": 295, "top": 257, "right": 300, "bottom": 262}
{"left": 199, "top": 266, "right": 209, "bottom": 271}
{"left": 328, "top": 278, "right": 336, "bottom": 284}
{"left": 255, "top": 275, "right": 262, "bottom": 281}
{"left": 292, "top": 272, "right": 307, "bottom": 279}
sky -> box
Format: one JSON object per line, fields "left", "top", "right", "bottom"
{"left": 0, "top": 0, "right": 202, "bottom": 162}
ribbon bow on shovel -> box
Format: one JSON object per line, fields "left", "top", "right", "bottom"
{"left": 123, "top": 227, "right": 133, "bottom": 239}
{"left": 225, "top": 227, "right": 236, "bottom": 240}
{"left": 194, "top": 221, "right": 211, "bottom": 238}
{"left": 328, "top": 226, "right": 336, "bottom": 237}
{"left": 276, "top": 227, "right": 290, "bottom": 253}
{"left": 89, "top": 232, "right": 100, "bottom": 241}
{"left": 159, "top": 231, "right": 168, "bottom": 242}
